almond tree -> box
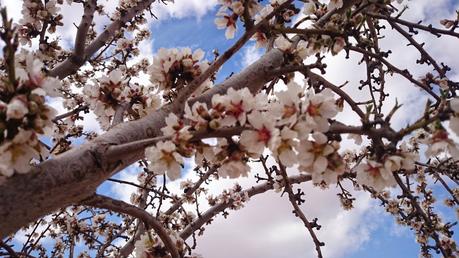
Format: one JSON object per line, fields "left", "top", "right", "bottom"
{"left": 0, "top": 0, "right": 458, "bottom": 257}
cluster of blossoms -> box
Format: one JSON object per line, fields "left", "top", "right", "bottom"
{"left": 301, "top": 6, "right": 356, "bottom": 56}
{"left": 148, "top": 48, "right": 212, "bottom": 99}
{"left": 18, "top": 0, "right": 63, "bottom": 46}
{"left": 134, "top": 230, "right": 202, "bottom": 258}
{"left": 411, "top": 102, "right": 459, "bottom": 161}
{"left": 356, "top": 144, "right": 418, "bottom": 192}
{"left": 215, "top": 0, "right": 301, "bottom": 45}
{"left": 214, "top": 0, "right": 349, "bottom": 54}
{"left": 83, "top": 69, "right": 161, "bottom": 129}
{"left": 215, "top": 0, "right": 262, "bottom": 39}
{"left": 145, "top": 81, "right": 354, "bottom": 188}
{"left": 0, "top": 53, "right": 61, "bottom": 180}
{"left": 207, "top": 183, "right": 250, "bottom": 211}
{"left": 143, "top": 75, "right": 458, "bottom": 193}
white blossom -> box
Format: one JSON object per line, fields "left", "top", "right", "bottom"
{"left": 213, "top": 87, "right": 260, "bottom": 127}
{"left": 449, "top": 98, "right": 459, "bottom": 136}
{"left": 240, "top": 111, "right": 279, "bottom": 156}
{"left": 356, "top": 160, "right": 397, "bottom": 192}
{"left": 328, "top": 0, "right": 343, "bottom": 10}
{"left": 161, "top": 113, "right": 192, "bottom": 142}
{"left": 0, "top": 130, "right": 43, "bottom": 177}
{"left": 270, "top": 81, "right": 303, "bottom": 126}
{"left": 215, "top": 10, "right": 237, "bottom": 39}
{"left": 6, "top": 97, "right": 29, "bottom": 120}
{"left": 272, "top": 127, "right": 298, "bottom": 167}
{"left": 298, "top": 88, "right": 338, "bottom": 133}
{"left": 423, "top": 128, "right": 459, "bottom": 160}
{"left": 297, "top": 133, "right": 335, "bottom": 180}
{"left": 145, "top": 141, "right": 183, "bottom": 180}
{"left": 218, "top": 160, "right": 251, "bottom": 178}
{"left": 303, "top": 2, "right": 317, "bottom": 15}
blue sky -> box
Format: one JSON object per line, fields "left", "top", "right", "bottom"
{"left": 3, "top": 0, "right": 459, "bottom": 257}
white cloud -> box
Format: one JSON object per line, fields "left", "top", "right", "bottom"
{"left": 151, "top": 0, "right": 218, "bottom": 20}
{"left": 110, "top": 166, "right": 141, "bottom": 203}
{"left": 241, "top": 44, "right": 264, "bottom": 68}
{"left": 0, "top": 0, "right": 22, "bottom": 22}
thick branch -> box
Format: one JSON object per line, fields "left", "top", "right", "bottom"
{"left": 74, "top": 0, "right": 97, "bottom": 57}
{"left": 0, "top": 0, "right": 358, "bottom": 238}
{"left": 0, "top": 47, "right": 285, "bottom": 238}
{"left": 82, "top": 194, "right": 180, "bottom": 258}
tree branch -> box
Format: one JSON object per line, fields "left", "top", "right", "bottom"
{"left": 0, "top": 47, "right": 285, "bottom": 238}
{"left": 49, "top": 0, "right": 156, "bottom": 79}
{"left": 279, "top": 164, "right": 323, "bottom": 258}
{"left": 74, "top": 0, "right": 97, "bottom": 58}
{"left": 179, "top": 174, "right": 312, "bottom": 240}
{"left": 82, "top": 194, "right": 180, "bottom": 258}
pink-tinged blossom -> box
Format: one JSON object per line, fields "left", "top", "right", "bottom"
{"left": 215, "top": 10, "right": 237, "bottom": 39}
{"left": 252, "top": 5, "right": 274, "bottom": 48}
{"left": 384, "top": 144, "right": 418, "bottom": 173}
{"left": 449, "top": 98, "right": 459, "bottom": 136}
{"left": 328, "top": 0, "right": 343, "bottom": 10}
{"left": 356, "top": 160, "right": 396, "bottom": 192}
{"left": 6, "top": 97, "right": 29, "bottom": 120}
{"left": 218, "top": 160, "right": 251, "bottom": 178}
{"left": 271, "top": 0, "right": 288, "bottom": 5}
{"left": 231, "top": 1, "right": 244, "bottom": 15}
{"left": 218, "top": 0, "right": 233, "bottom": 8}
{"left": 82, "top": 69, "right": 144, "bottom": 129}
{"left": 440, "top": 19, "right": 455, "bottom": 29}
{"left": 145, "top": 141, "right": 183, "bottom": 181}
{"left": 299, "top": 88, "right": 338, "bottom": 133}
{"left": 0, "top": 130, "right": 44, "bottom": 178}
{"left": 215, "top": 138, "right": 251, "bottom": 178}
{"left": 128, "top": 85, "right": 162, "bottom": 117}
{"left": 297, "top": 132, "right": 334, "bottom": 177}
{"left": 161, "top": 113, "right": 192, "bottom": 142}
{"left": 272, "top": 127, "right": 298, "bottom": 167}
{"left": 347, "top": 133, "right": 363, "bottom": 145}
{"left": 312, "top": 151, "right": 345, "bottom": 185}
{"left": 303, "top": 2, "right": 317, "bottom": 15}
{"left": 240, "top": 111, "right": 280, "bottom": 156}
{"left": 423, "top": 129, "right": 459, "bottom": 160}
{"left": 274, "top": 37, "right": 311, "bottom": 59}
{"left": 214, "top": 87, "right": 257, "bottom": 127}
{"left": 332, "top": 37, "right": 346, "bottom": 55}
{"left": 148, "top": 48, "right": 211, "bottom": 94}
{"left": 270, "top": 81, "right": 303, "bottom": 126}
{"left": 16, "top": 54, "right": 62, "bottom": 97}
{"left": 185, "top": 101, "right": 211, "bottom": 131}
{"left": 195, "top": 144, "right": 216, "bottom": 166}
{"left": 134, "top": 230, "right": 184, "bottom": 258}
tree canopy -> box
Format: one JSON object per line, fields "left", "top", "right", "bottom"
{"left": 0, "top": 0, "right": 458, "bottom": 257}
